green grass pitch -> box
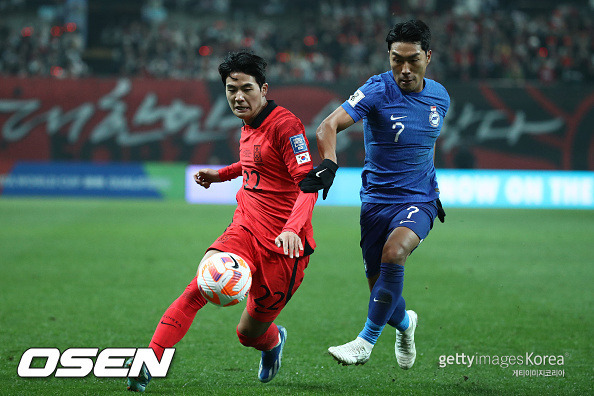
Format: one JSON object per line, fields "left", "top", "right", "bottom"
{"left": 0, "top": 198, "right": 592, "bottom": 395}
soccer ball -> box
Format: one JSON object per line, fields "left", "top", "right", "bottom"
{"left": 197, "top": 252, "right": 252, "bottom": 307}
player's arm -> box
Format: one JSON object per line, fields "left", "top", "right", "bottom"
{"left": 299, "top": 106, "right": 354, "bottom": 199}
{"left": 316, "top": 106, "right": 355, "bottom": 163}
{"left": 194, "top": 162, "right": 242, "bottom": 189}
{"left": 277, "top": 190, "right": 317, "bottom": 258}
{"left": 275, "top": 124, "right": 318, "bottom": 258}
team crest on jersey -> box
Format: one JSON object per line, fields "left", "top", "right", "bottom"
{"left": 290, "top": 134, "right": 308, "bottom": 154}
{"left": 347, "top": 89, "right": 365, "bottom": 107}
{"left": 254, "top": 145, "right": 262, "bottom": 163}
{"left": 296, "top": 152, "right": 311, "bottom": 165}
{"left": 429, "top": 106, "right": 440, "bottom": 127}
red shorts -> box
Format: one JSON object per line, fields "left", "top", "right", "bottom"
{"left": 208, "top": 223, "right": 310, "bottom": 322}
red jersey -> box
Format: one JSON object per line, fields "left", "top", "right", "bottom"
{"left": 218, "top": 101, "right": 318, "bottom": 255}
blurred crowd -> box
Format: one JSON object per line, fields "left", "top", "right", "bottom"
{"left": 1, "top": 0, "right": 592, "bottom": 83}
{"left": 0, "top": 21, "right": 88, "bottom": 78}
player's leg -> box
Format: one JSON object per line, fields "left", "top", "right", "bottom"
{"left": 328, "top": 203, "right": 391, "bottom": 365}
{"left": 370, "top": 227, "right": 419, "bottom": 369}
{"left": 328, "top": 228, "right": 418, "bottom": 366}
{"left": 366, "top": 226, "right": 419, "bottom": 335}
{"left": 238, "top": 248, "right": 308, "bottom": 382}
{"left": 366, "top": 273, "right": 407, "bottom": 328}
{"left": 329, "top": 202, "right": 435, "bottom": 367}
{"left": 236, "top": 309, "right": 287, "bottom": 383}
{"left": 148, "top": 250, "right": 220, "bottom": 357}
{"left": 366, "top": 272, "right": 410, "bottom": 335}
{"left": 380, "top": 202, "right": 437, "bottom": 369}
{"left": 126, "top": 252, "right": 216, "bottom": 392}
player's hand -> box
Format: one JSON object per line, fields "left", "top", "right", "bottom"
{"left": 298, "top": 159, "right": 339, "bottom": 200}
{"left": 436, "top": 198, "right": 446, "bottom": 223}
{"left": 194, "top": 168, "right": 221, "bottom": 189}
{"left": 275, "top": 231, "right": 304, "bottom": 259}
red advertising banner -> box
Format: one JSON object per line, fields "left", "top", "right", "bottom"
{"left": 1, "top": 77, "right": 593, "bottom": 170}
{"left": 0, "top": 77, "right": 214, "bottom": 163}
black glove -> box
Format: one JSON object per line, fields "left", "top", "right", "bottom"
{"left": 436, "top": 198, "right": 446, "bottom": 223}
{"left": 299, "top": 159, "right": 339, "bottom": 200}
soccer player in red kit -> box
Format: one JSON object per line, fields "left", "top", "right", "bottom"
{"left": 126, "top": 50, "right": 318, "bottom": 392}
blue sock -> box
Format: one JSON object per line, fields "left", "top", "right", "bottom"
{"left": 387, "top": 297, "right": 409, "bottom": 331}
{"left": 358, "top": 318, "right": 384, "bottom": 345}
{"left": 359, "top": 263, "right": 405, "bottom": 345}
{"left": 397, "top": 311, "right": 410, "bottom": 332}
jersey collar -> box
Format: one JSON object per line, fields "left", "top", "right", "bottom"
{"left": 245, "top": 100, "right": 277, "bottom": 128}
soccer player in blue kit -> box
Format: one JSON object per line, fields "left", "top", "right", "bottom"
{"left": 300, "top": 20, "right": 450, "bottom": 369}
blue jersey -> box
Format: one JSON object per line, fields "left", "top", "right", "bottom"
{"left": 341, "top": 71, "right": 450, "bottom": 204}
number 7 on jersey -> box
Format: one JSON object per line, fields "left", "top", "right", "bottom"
{"left": 392, "top": 121, "right": 405, "bottom": 142}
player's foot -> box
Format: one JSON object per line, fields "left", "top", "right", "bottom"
{"left": 258, "top": 326, "right": 287, "bottom": 383}
{"left": 126, "top": 357, "right": 152, "bottom": 392}
{"left": 328, "top": 337, "right": 373, "bottom": 366}
{"left": 395, "top": 310, "right": 418, "bottom": 370}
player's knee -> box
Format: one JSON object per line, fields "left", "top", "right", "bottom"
{"left": 236, "top": 327, "right": 254, "bottom": 347}
{"left": 236, "top": 324, "right": 277, "bottom": 350}
{"left": 381, "top": 243, "right": 410, "bottom": 265}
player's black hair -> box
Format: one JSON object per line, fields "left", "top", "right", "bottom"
{"left": 386, "top": 19, "right": 431, "bottom": 53}
{"left": 218, "top": 50, "right": 267, "bottom": 87}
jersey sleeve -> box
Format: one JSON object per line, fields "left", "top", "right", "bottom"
{"left": 277, "top": 118, "right": 314, "bottom": 185}
{"left": 283, "top": 190, "right": 318, "bottom": 234}
{"left": 277, "top": 117, "right": 316, "bottom": 234}
{"left": 341, "top": 75, "right": 385, "bottom": 123}
{"left": 218, "top": 161, "right": 242, "bottom": 181}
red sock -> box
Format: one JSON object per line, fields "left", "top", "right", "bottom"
{"left": 236, "top": 323, "right": 280, "bottom": 351}
{"left": 148, "top": 276, "right": 207, "bottom": 360}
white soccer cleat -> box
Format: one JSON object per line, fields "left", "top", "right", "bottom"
{"left": 328, "top": 337, "right": 373, "bottom": 366}
{"left": 395, "top": 310, "right": 418, "bottom": 370}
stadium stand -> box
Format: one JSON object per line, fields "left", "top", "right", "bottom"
{"left": 1, "top": 0, "right": 592, "bottom": 82}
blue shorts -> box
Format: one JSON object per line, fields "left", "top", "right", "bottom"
{"left": 360, "top": 201, "right": 438, "bottom": 278}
